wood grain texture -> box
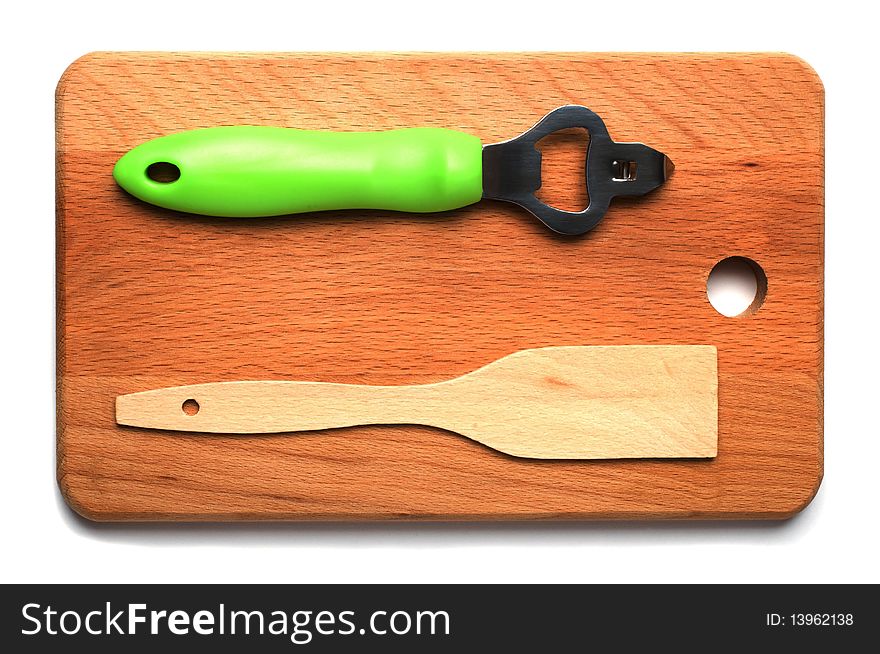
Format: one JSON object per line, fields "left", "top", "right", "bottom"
{"left": 115, "top": 346, "right": 719, "bottom": 459}
{"left": 56, "top": 52, "right": 824, "bottom": 520}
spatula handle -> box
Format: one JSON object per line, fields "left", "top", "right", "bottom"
{"left": 115, "top": 380, "right": 441, "bottom": 433}
{"left": 113, "top": 126, "right": 484, "bottom": 217}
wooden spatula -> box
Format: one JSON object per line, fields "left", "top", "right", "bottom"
{"left": 115, "top": 345, "right": 717, "bottom": 459}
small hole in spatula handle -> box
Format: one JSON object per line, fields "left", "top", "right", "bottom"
{"left": 182, "top": 399, "right": 200, "bottom": 416}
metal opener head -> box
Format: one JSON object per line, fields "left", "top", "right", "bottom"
{"left": 481, "top": 105, "right": 673, "bottom": 235}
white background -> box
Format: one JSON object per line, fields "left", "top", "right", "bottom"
{"left": 2, "top": 0, "right": 877, "bottom": 584}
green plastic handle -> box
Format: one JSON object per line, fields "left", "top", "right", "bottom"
{"left": 113, "top": 126, "right": 484, "bottom": 217}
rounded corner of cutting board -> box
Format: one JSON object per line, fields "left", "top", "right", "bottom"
{"left": 772, "top": 52, "right": 826, "bottom": 98}
{"left": 57, "top": 470, "right": 106, "bottom": 522}
{"left": 775, "top": 465, "right": 824, "bottom": 520}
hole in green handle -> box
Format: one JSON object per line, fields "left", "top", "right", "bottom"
{"left": 146, "top": 162, "right": 181, "bottom": 183}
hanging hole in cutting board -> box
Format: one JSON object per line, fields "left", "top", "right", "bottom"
{"left": 707, "top": 256, "right": 767, "bottom": 317}
{"left": 146, "top": 162, "right": 181, "bottom": 183}
{"left": 535, "top": 128, "right": 589, "bottom": 212}
{"left": 182, "top": 399, "right": 200, "bottom": 416}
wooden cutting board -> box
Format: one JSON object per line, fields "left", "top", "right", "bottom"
{"left": 56, "top": 52, "right": 824, "bottom": 520}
